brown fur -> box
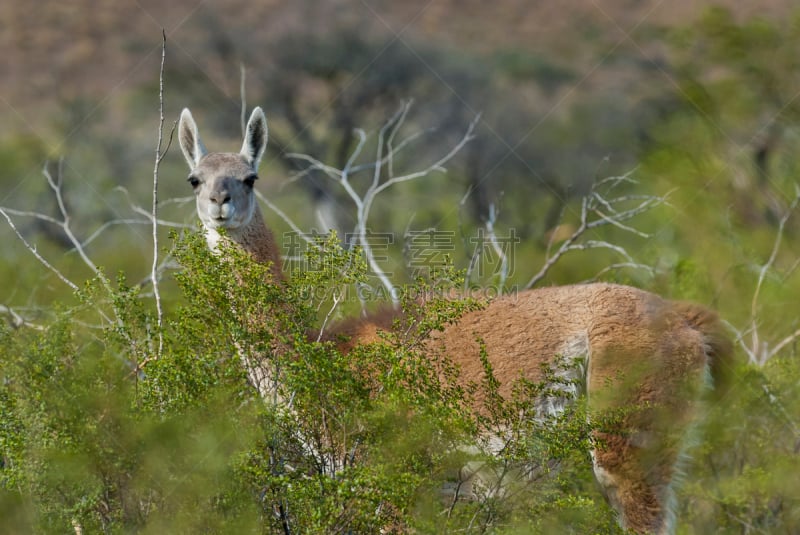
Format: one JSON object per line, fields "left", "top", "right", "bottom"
{"left": 235, "top": 207, "right": 283, "bottom": 279}
{"left": 671, "top": 301, "right": 734, "bottom": 396}
{"left": 320, "top": 306, "right": 400, "bottom": 352}
{"left": 179, "top": 107, "right": 734, "bottom": 535}
{"left": 331, "top": 286, "right": 733, "bottom": 534}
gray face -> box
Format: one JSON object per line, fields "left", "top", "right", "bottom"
{"left": 178, "top": 106, "right": 268, "bottom": 236}
{"left": 188, "top": 153, "right": 258, "bottom": 233}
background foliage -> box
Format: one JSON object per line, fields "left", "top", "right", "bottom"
{"left": 1, "top": 2, "right": 799, "bottom": 533}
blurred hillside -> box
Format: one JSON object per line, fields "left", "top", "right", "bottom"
{"left": 1, "top": 0, "right": 794, "bottom": 106}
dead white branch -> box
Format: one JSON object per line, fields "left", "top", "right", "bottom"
{"left": 0, "top": 207, "right": 79, "bottom": 291}
{"left": 463, "top": 202, "right": 512, "bottom": 292}
{"left": 735, "top": 183, "right": 800, "bottom": 365}
{"left": 254, "top": 190, "right": 311, "bottom": 244}
{"left": 525, "top": 171, "right": 666, "bottom": 289}
{"left": 0, "top": 304, "right": 43, "bottom": 330}
{"left": 1, "top": 163, "right": 126, "bottom": 331}
{"left": 316, "top": 290, "right": 344, "bottom": 343}
{"left": 42, "top": 160, "right": 107, "bottom": 282}
{"left": 150, "top": 30, "right": 170, "bottom": 357}
{"left": 288, "top": 101, "right": 479, "bottom": 307}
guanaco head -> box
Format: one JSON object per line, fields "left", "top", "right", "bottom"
{"left": 178, "top": 107, "right": 268, "bottom": 235}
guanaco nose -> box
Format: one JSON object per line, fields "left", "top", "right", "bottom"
{"left": 209, "top": 191, "right": 231, "bottom": 205}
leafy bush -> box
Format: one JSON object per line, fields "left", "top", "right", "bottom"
{"left": 0, "top": 231, "right": 618, "bottom": 533}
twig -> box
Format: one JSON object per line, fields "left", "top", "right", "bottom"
{"left": 316, "top": 290, "right": 343, "bottom": 342}
{"left": 525, "top": 196, "right": 590, "bottom": 289}
{"left": 82, "top": 217, "right": 190, "bottom": 248}
{"left": 767, "top": 326, "right": 800, "bottom": 359}
{"left": 525, "top": 171, "right": 665, "bottom": 289}
{"left": 456, "top": 191, "right": 484, "bottom": 289}
{"left": 254, "top": 190, "right": 312, "bottom": 244}
{"left": 0, "top": 201, "right": 190, "bottom": 250}
{"left": 1, "top": 194, "right": 122, "bottom": 331}
{"left": 370, "top": 114, "right": 479, "bottom": 197}
{"left": 0, "top": 207, "right": 61, "bottom": 226}
{"left": 137, "top": 251, "right": 181, "bottom": 290}
{"left": 357, "top": 106, "right": 478, "bottom": 306}
{"left": 150, "top": 30, "right": 168, "bottom": 358}
{"left": 740, "top": 184, "right": 800, "bottom": 365}
{"left": 240, "top": 62, "right": 247, "bottom": 138}
{"left": 484, "top": 203, "right": 509, "bottom": 292}
{"left": 584, "top": 262, "right": 656, "bottom": 282}
{"left": 42, "top": 160, "right": 107, "bottom": 282}
{"left": 0, "top": 207, "right": 78, "bottom": 291}
{"left": 0, "top": 304, "right": 43, "bottom": 330}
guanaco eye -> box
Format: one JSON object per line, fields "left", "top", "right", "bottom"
{"left": 243, "top": 174, "right": 258, "bottom": 188}
{"left": 187, "top": 176, "right": 200, "bottom": 188}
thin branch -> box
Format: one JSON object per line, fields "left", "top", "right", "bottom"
{"left": 594, "top": 172, "right": 638, "bottom": 189}
{"left": 525, "top": 197, "right": 589, "bottom": 289}
{"left": 1, "top": 196, "right": 122, "bottom": 332}
{"left": 359, "top": 110, "right": 479, "bottom": 305}
{"left": 0, "top": 304, "right": 43, "bottom": 330}
{"left": 284, "top": 154, "right": 343, "bottom": 182}
{"left": 782, "top": 256, "right": 800, "bottom": 282}
{"left": 583, "top": 262, "right": 656, "bottom": 282}
{"left": 589, "top": 208, "right": 652, "bottom": 237}
{"left": 464, "top": 237, "right": 482, "bottom": 289}
{"left": 137, "top": 247, "right": 181, "bottom": 290}
{"left": 0, "top": 202, "right": 190, "bottom": 250}
{"left": 525, "top": 172, "right": 664, "bottom": 289}
{"left": 254, "top": 190, "right": 313, "bottom": 244}
{"left": 749, "top": 186, "right": 800, "bottom": 364}
{"left": 42, "top": 161, "right": 105, "bottom": 280}
{"left": 371, "top": 114, "right": 479, "bottom": 197}
{"left": 316, "top": 290, "right": 343, "bottom": 342}
{"left": 585, "top": 196, "right": 667, "bottom": 229}
{"left": 342, "top": 129, "right": 369, "bottom": 178}
{"left": 0, "top": 207, "right": 62, "bottom": 226}
{"left": 240, "top": 62, "right": 247, "bottom": 138}
{"left": 457, "top": 185, "right": 479, "bottom": 288}
{"left": 0, "top": 207, "right": 78, "bottom": 291}
{"left": 568, "top": 240, "right": 637, "bottom": 262}
{"left": 348, "top": 128, "right": 431, "bottom": 175}
{"left": 768, "top": 326, "right": 800, "bottom": 361}
{"left": 150, "top": 30, "right": 167, "bottom": 358}
{"left": 484, "top": 203, "right": 509, "bottom": 291}
{"left": 724, "top": 319, "right": 758, "bottom": 364}
{"left": 82, "top": 217, "right": 190, "bottom": 248}
{"left": 725, "top": 184, "right": 800, "bottom": 365}
{"left": 371, "top": 102, "right": 408, "bottom": 191}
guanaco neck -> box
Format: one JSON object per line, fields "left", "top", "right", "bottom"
{"left": 206, "top": 206, "right": 285, "bottom": 283}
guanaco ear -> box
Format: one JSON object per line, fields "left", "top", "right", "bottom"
{"left": 241, "top": 107, "right": 268, "bottom": 170}
{"left": 178, "top": 108, "right": 207, "bottom": 170}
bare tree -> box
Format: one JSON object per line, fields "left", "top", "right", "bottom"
{"left": 287, "top": 101, "right": 479, "bottom": 308}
